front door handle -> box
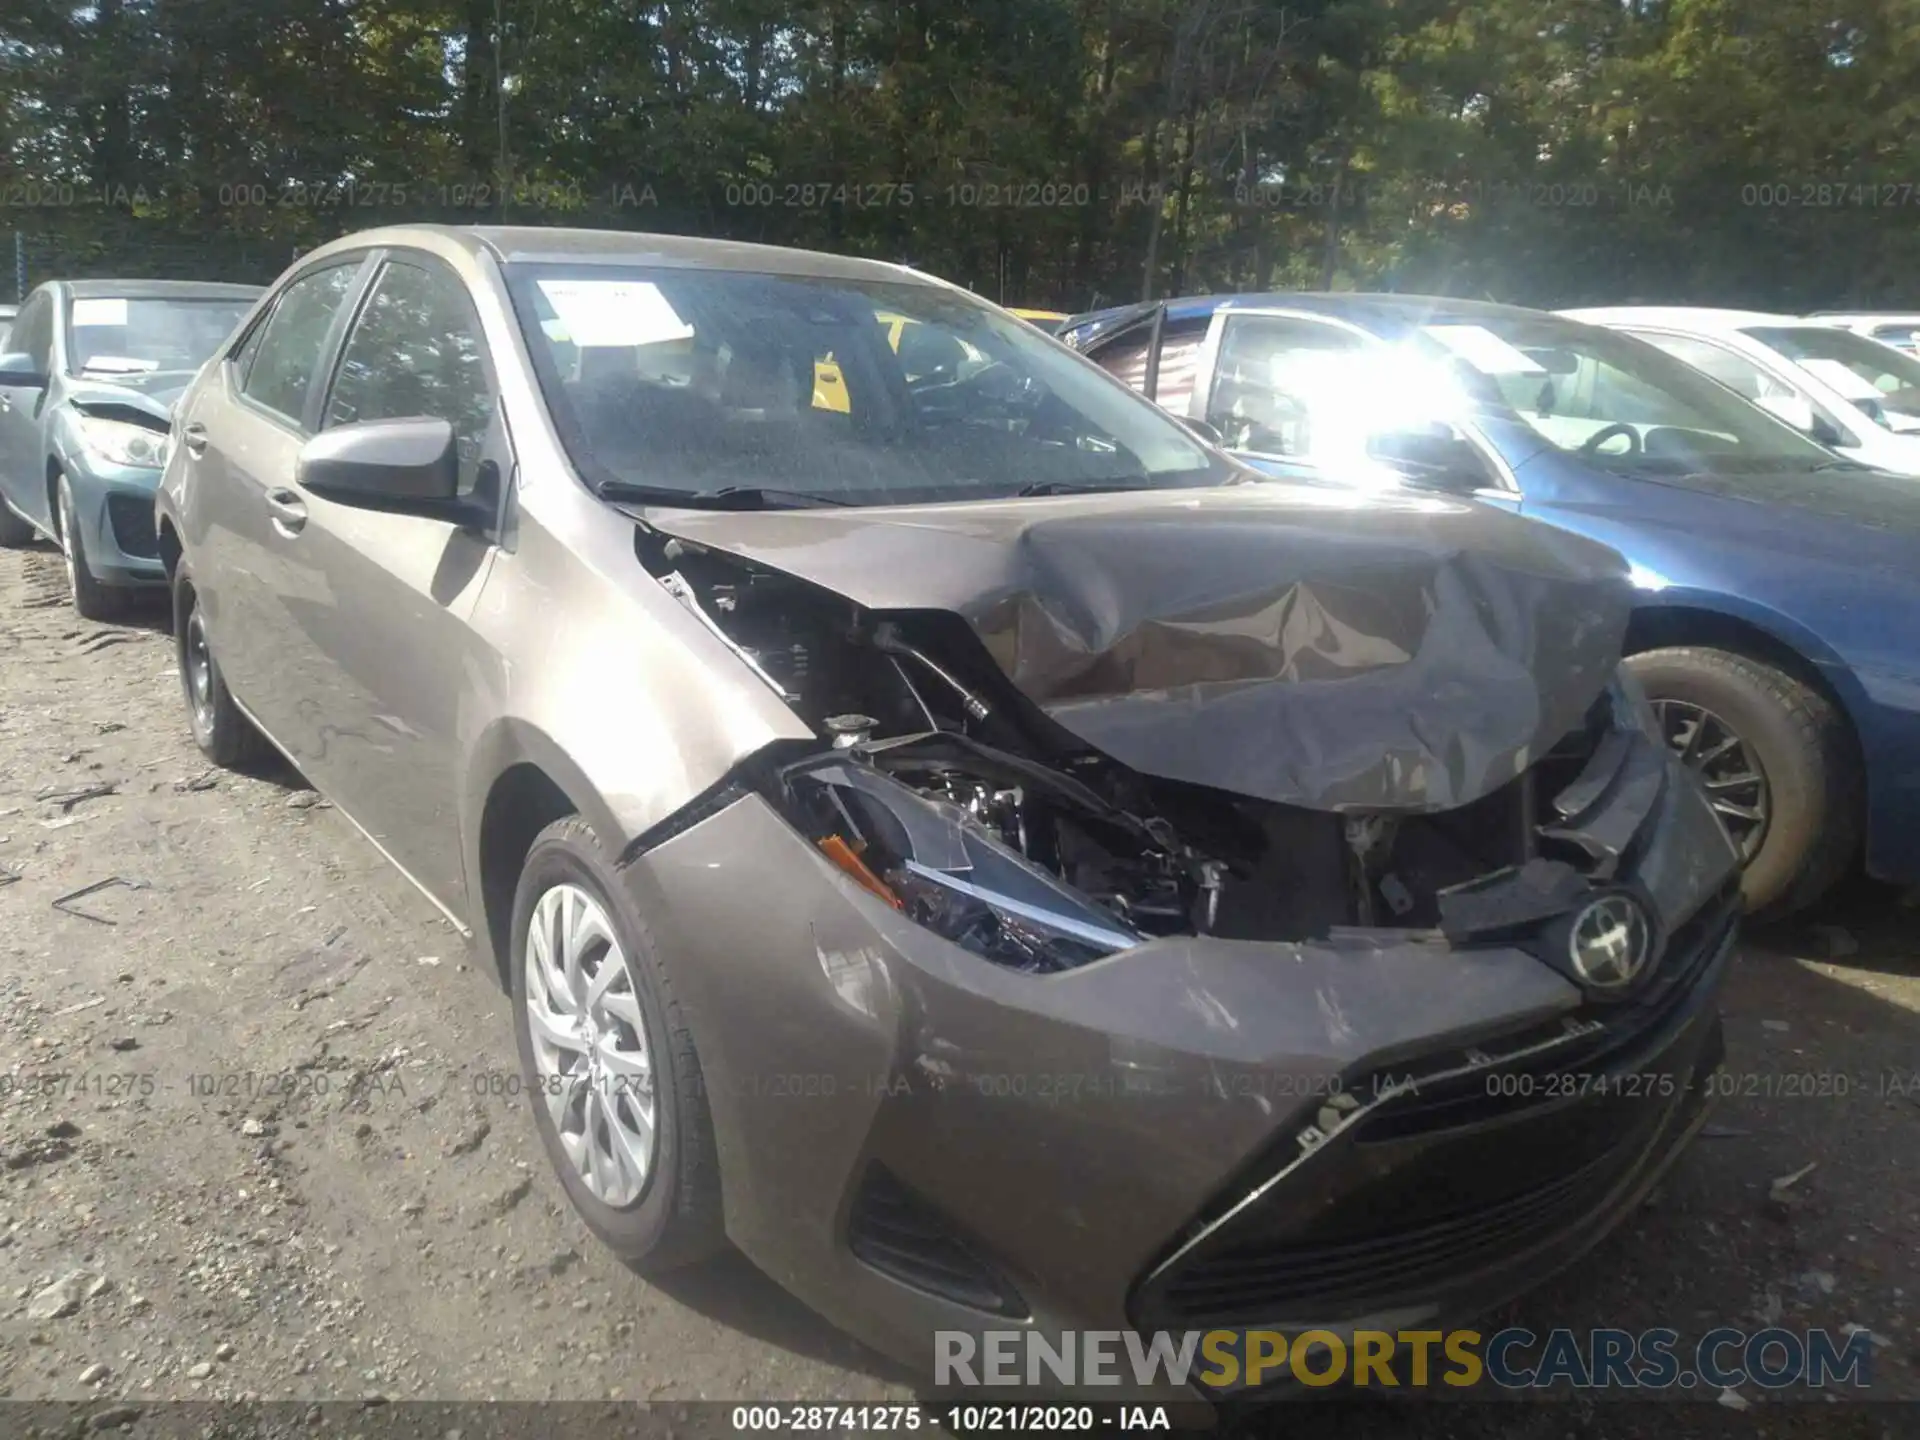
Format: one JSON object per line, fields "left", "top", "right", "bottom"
{"left": 182, "top": 422, "right": 208, "bottom": 456}
{"left": 265, "top": 488, "right": 308, "bottom": 534}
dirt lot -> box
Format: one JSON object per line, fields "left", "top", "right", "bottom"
{"left": 0, "top": 539, "right": 1915, "bottom": 1438}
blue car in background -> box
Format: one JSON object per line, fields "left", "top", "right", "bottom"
{"left": 1062, "top": 293, "right": 1920, "bottom": 919}
{"left": 0, "top": 279, "right": 261, "bottom": 618}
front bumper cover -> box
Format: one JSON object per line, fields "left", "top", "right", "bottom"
{"left": 617, "top": 725, "right": 1740, "bottom": 1405}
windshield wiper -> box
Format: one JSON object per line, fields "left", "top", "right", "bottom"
{"left": 1809, "top": 459, "right": 1874, "bottom": 472}
{"left": 1015, "top": 478, "right": 1154, "bottom": 497}
{"left": 595, "top": 481, "right": 855, "bottom": 509}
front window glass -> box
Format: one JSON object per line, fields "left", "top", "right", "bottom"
{"left": 65, "top": 296, "right": 255, "bottom": 377}
{"left": 1410, "top": 316, "right": 1840, "bottom": 473}
{"left": 243, "top": 264, "right": 361, "bottom": 425}
{"left": 1744, "top": 325, "right": 1920, "bottom": 432}
{"left": 1203, "top": 314, "right": 1500, "bottom": 489}
{"left": 505, "top": 264, "right": 1224, "bottom": 504}
{"left": 324, "top": 260, "right": 494, "bottom": 491}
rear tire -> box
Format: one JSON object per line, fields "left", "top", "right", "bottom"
{"left": 56, "top": 474, "right": 128, "bottom": 621}
{"left": 173, "top": 568, "right": 265, "bottom": 769}
{"left": 1626, "top": 646, "right": 1861, "bottom": 921}
{"left": 510, "top": 815, "right": 726, "bottom": 1272}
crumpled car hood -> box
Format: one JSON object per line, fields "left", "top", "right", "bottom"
{"left": 66, "top": 370, "right": 196, "bottom": 424}
{"left": 634, "top": 483, "right": 1634, "bottom": 812}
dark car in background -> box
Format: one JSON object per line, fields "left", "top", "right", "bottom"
{"left": 1063, "top": 293, "right": 1920, "bottom": 919}
{"left": 0, "top": 279, "right": 262, "bottom": 617}
{"left": 153, "top": 226, "right": 1741, "bottom": 1400}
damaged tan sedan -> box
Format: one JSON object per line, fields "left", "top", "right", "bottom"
{"left": 155, "top": 226, "right": 1743, "bottom": 1404}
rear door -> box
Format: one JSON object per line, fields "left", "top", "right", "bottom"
{"left": 267, "top": 251, "right": 507, "bottom": 913}
{"left": 182, "top": 258, "right": 368, "bottom": 728}
{"left": 0, "top": 290, "right": 58, "bottom": 531}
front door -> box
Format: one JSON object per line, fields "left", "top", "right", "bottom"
{"left": 266, "top": 253, "right": 506, "bottom": 912}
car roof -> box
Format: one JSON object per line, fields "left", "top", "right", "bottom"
{"left": 61, "top": 279, "right": 265, "bottom": 301}
{"left": 294, "top": 224, "right": 941, "bottom": 289}
{"left": 1561, "top": 305, "right": 1804, "bottom": 331}
{"left": 1064, "top": 291, "right": 1574, "bottom": 342}
{"left": 1809, "top": 312, "right": 1920, "bottom": 324}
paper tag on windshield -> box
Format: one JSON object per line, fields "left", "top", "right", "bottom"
{"left": 1797, "top": 357, "right": 1887, "bottom": 401}
{"left": 1422, "top": 324, "right": 1546, "bottom": 375}
{"left": 71, "top": 298, "right": 130, "bottom": 328}
{"left": 536, "top": 280, "right": 694, "bottom": 349}
{"left": 80, "top": 355, "right": 157, "bottom": 373}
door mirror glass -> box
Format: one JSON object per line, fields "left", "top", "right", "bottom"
{"left": 0, "top": 352, "right": 47, "bottom": 389}
{"left": 297, "top": 417, "right": 460, "bottom": 513}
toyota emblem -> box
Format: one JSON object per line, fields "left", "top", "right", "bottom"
{"left": 1568, "top": 894, "right": 1652, "bottom": 990}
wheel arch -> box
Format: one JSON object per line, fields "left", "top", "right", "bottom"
{"left": 1622, "top": 597, "right": 1861, "bottom": 728}
{"left": 1621, "top": 595, "right": 1869, "bottom": 803}
{"left": 466, "top": 720, "right": 632, "bottom": 988}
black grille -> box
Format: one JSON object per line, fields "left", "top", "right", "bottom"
{"left": 105, "top": 494, "right": 159, "bottom": 558}
{"left": 847, "top": 1166, "right": 1027, "bottom": 1318}
{"left": 1153, "top": 1141, "right": 1633, "bottom": 1326}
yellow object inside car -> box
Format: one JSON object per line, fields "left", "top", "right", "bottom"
{"left": 812, "top": 311, "right": 911, "bottom": 414}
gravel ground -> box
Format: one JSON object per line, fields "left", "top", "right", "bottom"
{"left": 0, "top": 540, "right": 1914, "bottom": 1439}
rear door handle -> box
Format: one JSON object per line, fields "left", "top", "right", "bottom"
{"left": 182, "top": 422, "right": 208, "bottom": 456}
{"left": 265, "top": 488, "right": 308, "bottom": 534}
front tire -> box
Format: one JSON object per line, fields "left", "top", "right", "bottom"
{"left": 1627, "top": 646, "right": 1861, "bottom": 921}
{"left": 56, "top": 474, "right": 128, "bottom": 621}
{"left": 510, "top": 815, "right": 725, "bottom": 1270}
{"left": 173, "top": 568, "right": 265, "bottom": 769}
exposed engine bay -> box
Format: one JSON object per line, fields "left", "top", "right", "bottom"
{"left": 641, "top": 530, "right": 1631, "bottom": 974}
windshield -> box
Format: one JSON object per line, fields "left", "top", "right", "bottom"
{"left": 504, "top": 264, "right": 1225, "bottom": 504}
{"left": 1412, "top": 315, "right": 1840, "bottom": 474}
{"left": 64, "top": 296, "right": 255, "bottom": 377}
{"left": 1745, "top": 325, "right": 1920, "bottom": 432}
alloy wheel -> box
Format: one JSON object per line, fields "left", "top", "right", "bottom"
{"left": 1653, "top": 698, "right": 1771, "bottom": 862}
{"left": 183, "top": 605, "right": 216, "bottom": 735}
{"left": 523, "top": 883, "right": 657, "bottom": 1207}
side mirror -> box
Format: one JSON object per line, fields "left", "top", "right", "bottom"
{"left": 1367, "top": 428, "right": 1487, "bottom": 491}
{"left": 1177, "top": 415, "right": 1225, "bottom": 445}
{"left": 1808, "top": 413, "right": 1847, "bottom": 448}
{"left": 297, "top": 418, "right": 485, "bottom": 524}
{"left": 0, "top": 351, "right": 47, "bottom": 389}
{"left": 1753, "top": 392, "right": 1819, "bottom": 436}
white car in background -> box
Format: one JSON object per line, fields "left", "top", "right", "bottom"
{"left": 1563, "top": 306, "right": 1920, "bottom": 476}
{"left": 1808, "top": 312, "right": 1920, "bottom": 356}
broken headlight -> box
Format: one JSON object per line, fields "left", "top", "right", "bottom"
{"left": 791, "top": 758, "right": 1144, "bottom": 974}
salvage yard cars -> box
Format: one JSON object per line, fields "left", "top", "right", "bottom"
{"left": 155, "top": 227, "right": 1741, "bottom": 1404}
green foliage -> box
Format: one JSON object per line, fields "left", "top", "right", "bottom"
{"left": 3, "top": 0, "right": 1916, "bottom": 307}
